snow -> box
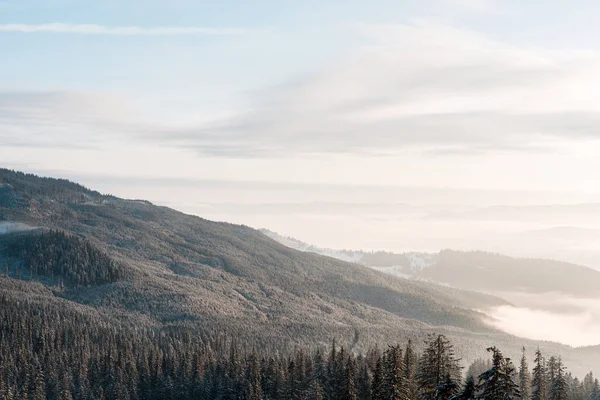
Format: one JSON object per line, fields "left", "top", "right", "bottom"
{"left": 405, "top": 252, "right": 438, "bottom": 271}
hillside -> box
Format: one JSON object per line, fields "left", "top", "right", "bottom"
{"left": 1, "top": 168, "right": 599, "bottom": 376}
{"left": 261, "top": 229, "right": 600, "bottom": 297}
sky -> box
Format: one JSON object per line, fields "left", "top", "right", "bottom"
{"left": 4, "top": 0, "right": 600, "bottom": 348}
{"left": 2, "top": 0, "right": 600, "bottom": 258}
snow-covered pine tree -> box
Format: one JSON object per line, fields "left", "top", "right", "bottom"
{"left": 451, "top": 375, "right": 477, "bottom": 400}
{"left": 406, "top": 339, "right": 419, "bottom": 400}
{"left": 532, "top": 349, "right": 548, "bottom": 400}
{"left": 384, "top": 345, "right": 409, "bottom": 400}
{"left": 372, "top": 357, "right": 385, "bottom": 400}
{"left": 550, "top": 358, "right": 568, "bottom": 400}
{"left": 547, "top": 357, "right": 558, "bottom": 399}
{"left": 476, "top": 347, "right": 521, "bottom": 400}
{"left": 588, "top": 379, "right": 600, "bottom": 400}
{"left": 340, "top": 355, "right": 357, "bottom": 400}
{"left": 416, "top": 334, "right": 463, "bottom": 400}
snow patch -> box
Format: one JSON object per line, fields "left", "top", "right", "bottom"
{"left": 404, "top": 252, "right": 437, "bottom": 271}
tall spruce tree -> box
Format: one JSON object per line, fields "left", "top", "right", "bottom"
{"left": 588, "top": 380, "right": 600, "bottom": 400}
{"left": 476, "top": 347, "right": 521, "bottom": 400}
{"left": 406, "top": 339, "right": 419, "bottom": 400}
{"left": 372, "top": 356, "right": 385, "bottom": 400}
{"left": 340, "top": 355, "right": 357, "bottom": 400}
{"left": 451, "top": 375, "right": 476, "bottom": 400}
{"left": 384, "top": 345, "right": 409, "bottom": 400}
{"left": 520, "top": 348, "right": 532, "bottom": 400}
{"left": 550, "top": 358, "right": 568, "bottom": 400}
{"left": 547, "top": 357, "right": 558, "bottom": 400}
{"left": 532, "top": 349, "right": 548, "bottom": 400}
{"left": 416, "top": 334, "right": 462, "bottom": 400}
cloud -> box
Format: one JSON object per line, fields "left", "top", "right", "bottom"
{"left": 0, "top": 23, "right": 248, "bottom": 36}
{"left": 5, "top": 21, "right": 600, "bottom": 157}
{"left": 0, "top": 91, "right": 154, "bottom": 149}
{"left": 487, "top": 299, "right": 600, "bottom": 347}
{"left": 138, "top": 21, "right": 600, "bottom": 156}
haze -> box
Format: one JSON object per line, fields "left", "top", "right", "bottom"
{"left": 2, "top": 0, "right": 600, "bottom": 347}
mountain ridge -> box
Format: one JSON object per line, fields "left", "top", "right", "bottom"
{"left": 1, "top": 168, "right": 599, "bottom": 375}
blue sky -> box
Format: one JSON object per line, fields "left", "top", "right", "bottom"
{"left": 3, "top": 0, "right": 600, "bottom": 255}
{"left": 5, "top": 0, "right": 600, "bottom": 346}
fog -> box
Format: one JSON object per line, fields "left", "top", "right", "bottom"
{"left": 0, "top": 221, "right": 34, "bottom": 235}
{"left": 486, "top": 296, "right": 600, "bottom": 347}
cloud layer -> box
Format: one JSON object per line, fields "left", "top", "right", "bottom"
{"left": 0, "top": 23, "right": 248, "bottom": 36}
{"left": 4, "top": 21, "right": 600, "bottom": 157}
{"left": 155, "top": 21, "right": 600, "bottom": 156}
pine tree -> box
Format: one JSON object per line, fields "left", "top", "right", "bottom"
{"left": 417, "top": 334, "right": 463, "bottom": 400}
{"left": 476, "top": 347, "right": 521, "bottom": 400}
{"left": 438, "top": 373, "right": 462, "bottom": 400}
{"left": 340, "top": 355, "right": 357, "bottom": 400}
{"left": 547, "top": 357, "right": 558, "bottom": 400}
{"left": 520, "top": 348, "right": 531, "bottom": 400}
{"left": 588, "top": 379, "right": 600, "bottom": 400}
{"left": 532, "top": 349, "right": 547, "bottom": 400}
{"left": 29, "top": 360, "right": 46, "bottom": 400}
{"left": 357, "top": 362, "right": 372, "bottom": 400}
{"left": 384, "top": 345, "right": 409, "bottom": 400}
{"left": 550, "top": 358, "right": 568, "bottom": 400}
{"left": 57, "top": 370, "right": 73, "bottom": 400}
{"left": 244, "top": 352, "right": 263, "bottom": 400}
{"left": 406, "top": 339, "right": 419, "bottom": 400}
{"left": 451, "top": 375, "right": 476, "bottom": 400}
{"left": 372, "top": 357, "right": 385, "bottom": 400}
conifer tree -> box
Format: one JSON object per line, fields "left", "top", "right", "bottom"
{"left": 340, "top": 355, "right": 357, "bottom": 400}
{"left": 532, "top": 349, "right": 548, "bottom": 400}
{"left": 406, "top": 339, "right": 419, "bottom": 400}
{"left": 550, "top": 358, "right": 568, "bottom": 400}
{"left": 520, "top": 348, "right": 532, "bottom": 400}
{"left": 588, "top": 380, "right": 600, "bottom": 400}
{"left": 417, "top": 334, "right": 462, "bottom": 400}
{"left": 372, "top": 357, "right": 385, "bottom": 400}
{"left": 548, "top": 357, "right": 558, "bottom": 400}
{"left": 29, "top": 359, "right": 46, "bottom": 400}
{"left": 451, "top": 375, "right": 476, "bottom": 400}
{"left": 357, "top": 362, "right": 372, "bottom": 400}
{"left": 384, "top": 345, "right": 409, "bottom": 400}
{"left": 476, "top": 347, "right": 521, "bottom": 400}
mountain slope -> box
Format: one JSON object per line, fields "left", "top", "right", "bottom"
{"left": 261, "top": 229, "right": 600, "bottom": 297}
{"left": 1, "top": 168, "right": 599, "bottom": 375}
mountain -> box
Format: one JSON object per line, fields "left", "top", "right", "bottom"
{"left": 261, "top": 229, "right": 600, "bottom": 298}
{"left": 1, "top": 168, "right": 599, "bottom": 376}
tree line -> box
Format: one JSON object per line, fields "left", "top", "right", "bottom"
{"left": 0, "top": 290, "right": 598, "bottom": 400}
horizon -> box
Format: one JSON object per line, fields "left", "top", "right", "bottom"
{"left": 2, "top": 0, "right": 600, "bottom": 356}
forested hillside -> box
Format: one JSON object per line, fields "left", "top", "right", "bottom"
{"left": 1, "top": 290, "right": 597, "bottom": 400}
{"left": 1, "top": 168, "right": 599, "bottom": 399}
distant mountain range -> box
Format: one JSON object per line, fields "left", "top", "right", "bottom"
{"left": 1, "top": 168, "right": 599, "bottom": 376}
{"left": 261, "top": 229, "right": 600, "bottom": 298}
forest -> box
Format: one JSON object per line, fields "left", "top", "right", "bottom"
{"left": 1, "top": 169, "right": 599, "bottom": 400}
{"left": 0, "top": 287, "right": 598, "bottom": 400}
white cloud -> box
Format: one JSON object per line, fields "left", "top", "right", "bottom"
{"left": 145, "top": 20, "right": 600, "bottom": 156}
{"left": 487, "top": 299, "right": 600, "bottom": 347}
{"left": 0, "top": 23, "right": 248, "bottom": 36}
{"left": 5, "top": 21, "right": 600, "bottom": 158}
